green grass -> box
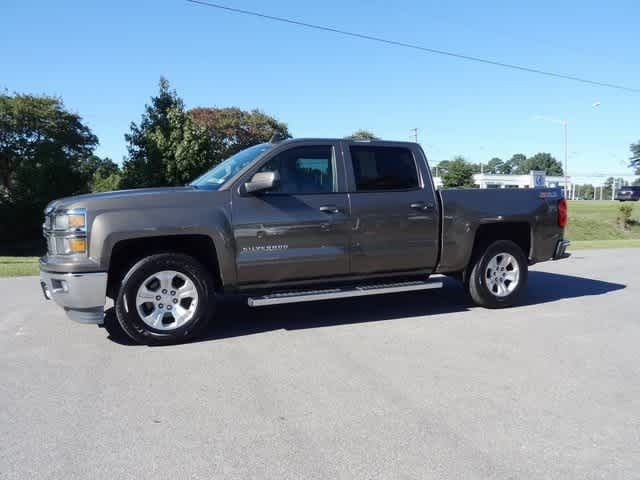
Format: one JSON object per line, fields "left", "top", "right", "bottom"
{"left": 566, "top": 200, "right": 640, "bottom": 241}
{"left": 0, "top": 256, "right": 40, "bottom": 277}
{"left": 570, "top": 239, "right": 640, "bottom": 250}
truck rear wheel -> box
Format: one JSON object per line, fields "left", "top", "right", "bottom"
{"left": 466, "top": 240, "right": 528, "bottom": 308}
{"left": 115, "top": 253, "right": 215, "bottom": 345}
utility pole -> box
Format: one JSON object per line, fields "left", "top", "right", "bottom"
{"left": 563, "top": 120, "right": 568, "bottom": 199}
{"left": 534, "top": 103, "right": 599, "bottom": 200}
{"left": 409, "top": 128, "right": 418, "bottom": 143}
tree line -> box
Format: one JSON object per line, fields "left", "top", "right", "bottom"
{"left": 431, "top": 153, "right": 564, "bottom": 189}
{"left": 1, "top": 77, "right": 639, "bottom": 250}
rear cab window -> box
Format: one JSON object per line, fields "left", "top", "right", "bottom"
{"left": 349, "top": 146, "right": 420, "bottom": 192}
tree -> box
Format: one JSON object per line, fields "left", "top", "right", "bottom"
{"left": 577, "top": 184, "right": 595, "bottom": 200}
{"left": 345, "top": 130, "right": 379, "bottom": 140}
{"left": 120, "top": 77, "right": 186, "bottom": 188}
{"left": 91, "top": 169, "right": 121, "bottom": 192}
{"left": 0, "top": 92, "right": 97, "bottom": 245}
{"left": 633, "top": 177, "right": 640, "bottom": 186}
{"left": 603, "top": 177, "right": 627, "bottom": 199}
{"left": 524, "top": 153, "right": 563, "bottom": 176}
{"left": 189, "top": 106, "right": 289, "bottom": 178}
{"left": 88, "top": 156, "right": 121, "bottom": 192}
{"left": 80, "top": 155, "right": 118, "bottom": 189}
{"left": 630, "top": 140, "right": 640, "bottom": 174}
{"left": 500, "top": 152, "right": 563, "bottom": 176}
{"left": 431, "top": 160, "right": 450, "bottom": 177}
{"left": 441, "top": 156, "right": 475, "bottom": 188}
{"left": 470, "top": 162, "right": 483, "bottom": 174}
{"left": 486, "top": 157, "right": 504, "bottom": 174}
{"left": 505, "top": 153, "right": 527, "bottom": 174}
{"left": 121, "top": 78, "right": 290, "bottom": 188}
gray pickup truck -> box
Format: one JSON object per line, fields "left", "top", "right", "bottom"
{"left": 40, "top": 138, "right": 570, "bottom": 344}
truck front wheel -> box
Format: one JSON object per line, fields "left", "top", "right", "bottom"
{"left": 115, "top": 253, "right": 215, "bottom": 345}
{"left": 466, "top": 240, "right": 528, "bottom": 308}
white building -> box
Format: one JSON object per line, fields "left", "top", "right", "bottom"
{"left": 473, "top": 173, "right": 567, "bottom": 189}
{"left": 433, "top": 172, "right": 571, "bottom": 190}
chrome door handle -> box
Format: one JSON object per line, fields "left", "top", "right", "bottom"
{"left": 319, "top": 205, "right": 340, "bottom": 214}
{"left": 410, "top": 202, "right": 435, "bottom": 211}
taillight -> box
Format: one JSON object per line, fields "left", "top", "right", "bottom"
{"left": 558, "top": 198, "right": 568, "bottom": 228}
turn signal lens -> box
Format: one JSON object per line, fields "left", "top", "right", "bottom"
{"left": 68, "top": 214, "right": 85, "bottom": 229}
{"left": 558, "top": 198, "right": 568, "bottom": 228}
{"left": 67, "top": 238, "right": 86, "bottom": 254}
{"left": 53, "top": 237, "right": 87, "bottom": 255}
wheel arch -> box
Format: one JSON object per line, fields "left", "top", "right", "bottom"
{"left": 460, "top": 221, "right": 532, "bottom": 282}
{"left": 106, "top": 234, "right": 223, "bottom": 299}
{"left": 471, "top": 222, "right": 532, "bottom": 263}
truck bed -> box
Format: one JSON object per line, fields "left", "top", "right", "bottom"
{"left": 437, "top": 188, "right": 564, "bottom": 273}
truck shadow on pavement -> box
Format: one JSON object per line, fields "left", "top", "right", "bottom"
{"left": 102, "top": 271, "right": 625, "bottom": 346}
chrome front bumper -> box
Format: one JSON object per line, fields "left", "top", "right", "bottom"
{"left": 40, "top": 270, "right": 107, "bottom": 324}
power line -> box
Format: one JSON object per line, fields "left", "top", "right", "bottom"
{"left": 186, "top": 0, "right": 640, "bottom": 94}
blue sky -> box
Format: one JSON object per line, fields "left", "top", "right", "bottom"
{"left": 2, "top": 0, "right": 639, "bottom": 183}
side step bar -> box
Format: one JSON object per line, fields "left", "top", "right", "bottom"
{"left": 248, "top": 278, "right": 444, "bottom": 307}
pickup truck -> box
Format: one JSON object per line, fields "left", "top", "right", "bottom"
{"left": 40, "top": 138, "right": 570, "bottom": 344}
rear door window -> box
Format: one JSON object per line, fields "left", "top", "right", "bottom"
{"left": 349, "top": 146, "right": 419, "bottom": 191}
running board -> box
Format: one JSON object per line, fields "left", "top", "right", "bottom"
{"left": 247, "top": 278, "right": 443, "bottom": 307}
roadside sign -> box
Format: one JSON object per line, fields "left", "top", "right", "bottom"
{"left": 530, "top": 170, "right": 546, "bottom": 188}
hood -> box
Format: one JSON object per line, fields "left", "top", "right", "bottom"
{"left": 46, "top": 186, "right": 225, "bottom": 212}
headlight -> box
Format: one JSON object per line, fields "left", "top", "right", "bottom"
{"left": 44, "top": 208, "right": 88, "bottom": 256}
{"left": 53, "top": 210, "right": 86, "bottom": 232}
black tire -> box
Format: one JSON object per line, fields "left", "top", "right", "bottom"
{"left": 115, "top": 253, "right": 216, "bottom": 345}
{"left": 465, "top": 240, "right": 528, "bottom": 309}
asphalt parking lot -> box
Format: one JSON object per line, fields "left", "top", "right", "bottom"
{"left": 1, "top": 248, "right": 639, "bottom": 479}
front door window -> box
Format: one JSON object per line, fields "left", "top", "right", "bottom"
{"left": 259, "top": 145, "right": 337, "bottom": 194}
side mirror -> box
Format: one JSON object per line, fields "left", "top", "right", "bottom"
{"left": 244, "top": 171, "right": 280, "bottom": 194}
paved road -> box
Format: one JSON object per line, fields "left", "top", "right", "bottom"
{"left": 1, "top": 249, "right": 639, "bottom": 479}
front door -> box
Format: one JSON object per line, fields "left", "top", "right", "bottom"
{"left": 231, "top": 142, "right": 350, "bottom": 286}
{"left": 345, "top": 143, "right": 440, "bottom": 274}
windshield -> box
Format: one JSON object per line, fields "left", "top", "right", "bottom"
{"left": 190, "top": 143, "right": 272, "bottom": 189}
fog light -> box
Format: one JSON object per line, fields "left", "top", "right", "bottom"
{"left": 51, "top": 279, "right": 69, "bottom": 292}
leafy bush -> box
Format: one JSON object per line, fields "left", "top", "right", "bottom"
{"left": 618, "top": 203, "right": 635, "bottom": 229}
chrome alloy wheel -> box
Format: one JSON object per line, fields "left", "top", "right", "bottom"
{"left": 485, "top": 253, "right": 520, "bottom": 298}
{"left": 135, "top": 270, "right": 199, "bottom": 330}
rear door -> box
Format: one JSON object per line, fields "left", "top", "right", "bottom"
{"left": 344, "top": 142, "right": 440, "bottom": 274}
{"left": 231, "top": 141, "right": 351, "bottom": 285}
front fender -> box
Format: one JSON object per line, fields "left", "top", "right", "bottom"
{"left": 91, "top": 206, "right": 237, "bottom": 287}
